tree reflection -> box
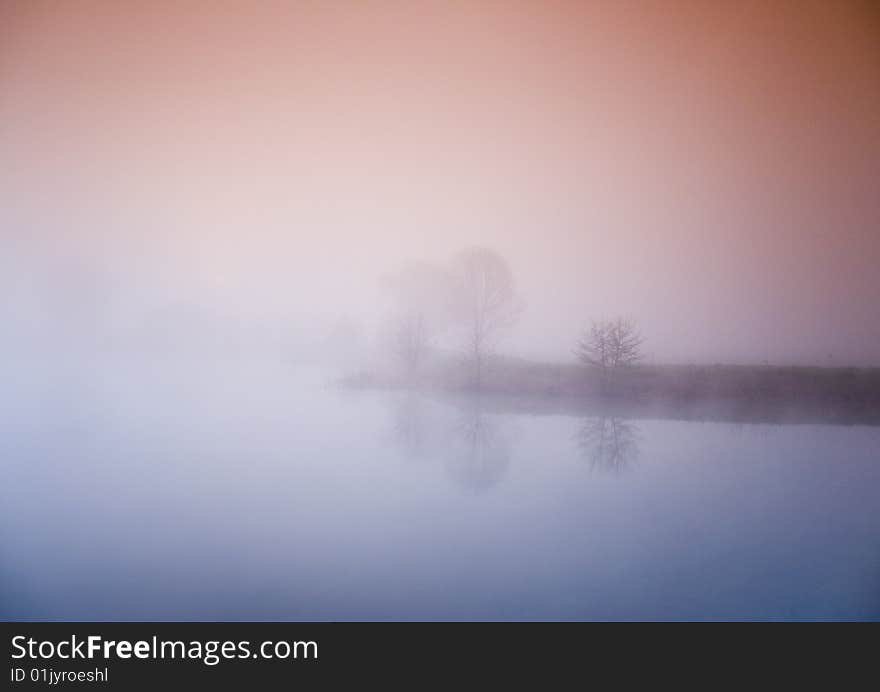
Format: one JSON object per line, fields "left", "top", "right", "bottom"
{"left": 445, "top": 401, "right": 511, "bottom": 493}
{"left": 391, "top": 392, "right": 430, "bottom": 461}
{"left": 388, "top": 394, "right": 512, "bottom": 492}
{"left": 576, "top": 417, "right": 640, "bottom": 473}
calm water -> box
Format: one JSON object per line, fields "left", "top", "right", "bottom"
{"left": 2, "top": 358, "right": 879, "bottom": 620}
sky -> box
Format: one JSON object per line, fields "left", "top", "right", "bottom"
{"left": 1, "top": 0, "right": 879, "bottom": 364}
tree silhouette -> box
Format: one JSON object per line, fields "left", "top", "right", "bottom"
{"left": 577, "top": 318, "right": 644, "bottom": 371}
{"left": 450, "top": 247, "right": 522, "bottom": 389}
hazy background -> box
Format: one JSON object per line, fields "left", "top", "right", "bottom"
{"left": 2, "top": 0, "right": 879, "bottom": 365}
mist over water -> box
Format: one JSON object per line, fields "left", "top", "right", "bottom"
{"left": 1, "top": 360, "right": 878, "bottom": 621}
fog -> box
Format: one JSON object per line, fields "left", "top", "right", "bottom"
{"left": 3, "top": 354, "right": 879, "bottom": 620}
{"left": 2, "top": 0, "right": 879, "bottom": 365}
{"left": 3, "top": 2, "right": 880, "bottom": 623}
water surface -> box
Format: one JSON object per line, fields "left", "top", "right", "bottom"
{"left": 2, "top": 358, "right": 878, "bottom": 620}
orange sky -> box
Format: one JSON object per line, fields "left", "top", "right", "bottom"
{"left": 2, "top": 1, "right": 879, "bottom": 363}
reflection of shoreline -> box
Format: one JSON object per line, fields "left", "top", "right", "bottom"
{"left": 419, "top": 390, "right": 879, "bottom": 427}
{"left": 389, "top": 395, "right": 511, "bottom": 493}
{"left": 576, "top": 417, "right": 640, "bottom": 473}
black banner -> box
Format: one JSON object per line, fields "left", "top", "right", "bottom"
{"left": 1, "top": 621, "right": 860, "bottom": 689}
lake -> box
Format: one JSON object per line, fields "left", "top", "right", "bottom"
{"left": 2, "top": 357, "right": 879, "bottom": 620}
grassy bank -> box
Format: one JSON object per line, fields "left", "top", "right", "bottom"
{"left": 342, "top": 357, "right": 880, "bottom": 425}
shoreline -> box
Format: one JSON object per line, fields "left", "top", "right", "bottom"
{"left": 341, "top": 359, "right": 880, "bottom": 426}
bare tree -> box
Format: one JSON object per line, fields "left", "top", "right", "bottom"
{"left": 450, "top": 247, "right": 522, "bottom": 388}
{"left": 577, "top": 318, "right": 644, "bottom": 370}
{"left": 382, "top": 261, "right": 451, "bottom": 380}
{"left": 391, "top": 311, "right": 428, "bottom": 377}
